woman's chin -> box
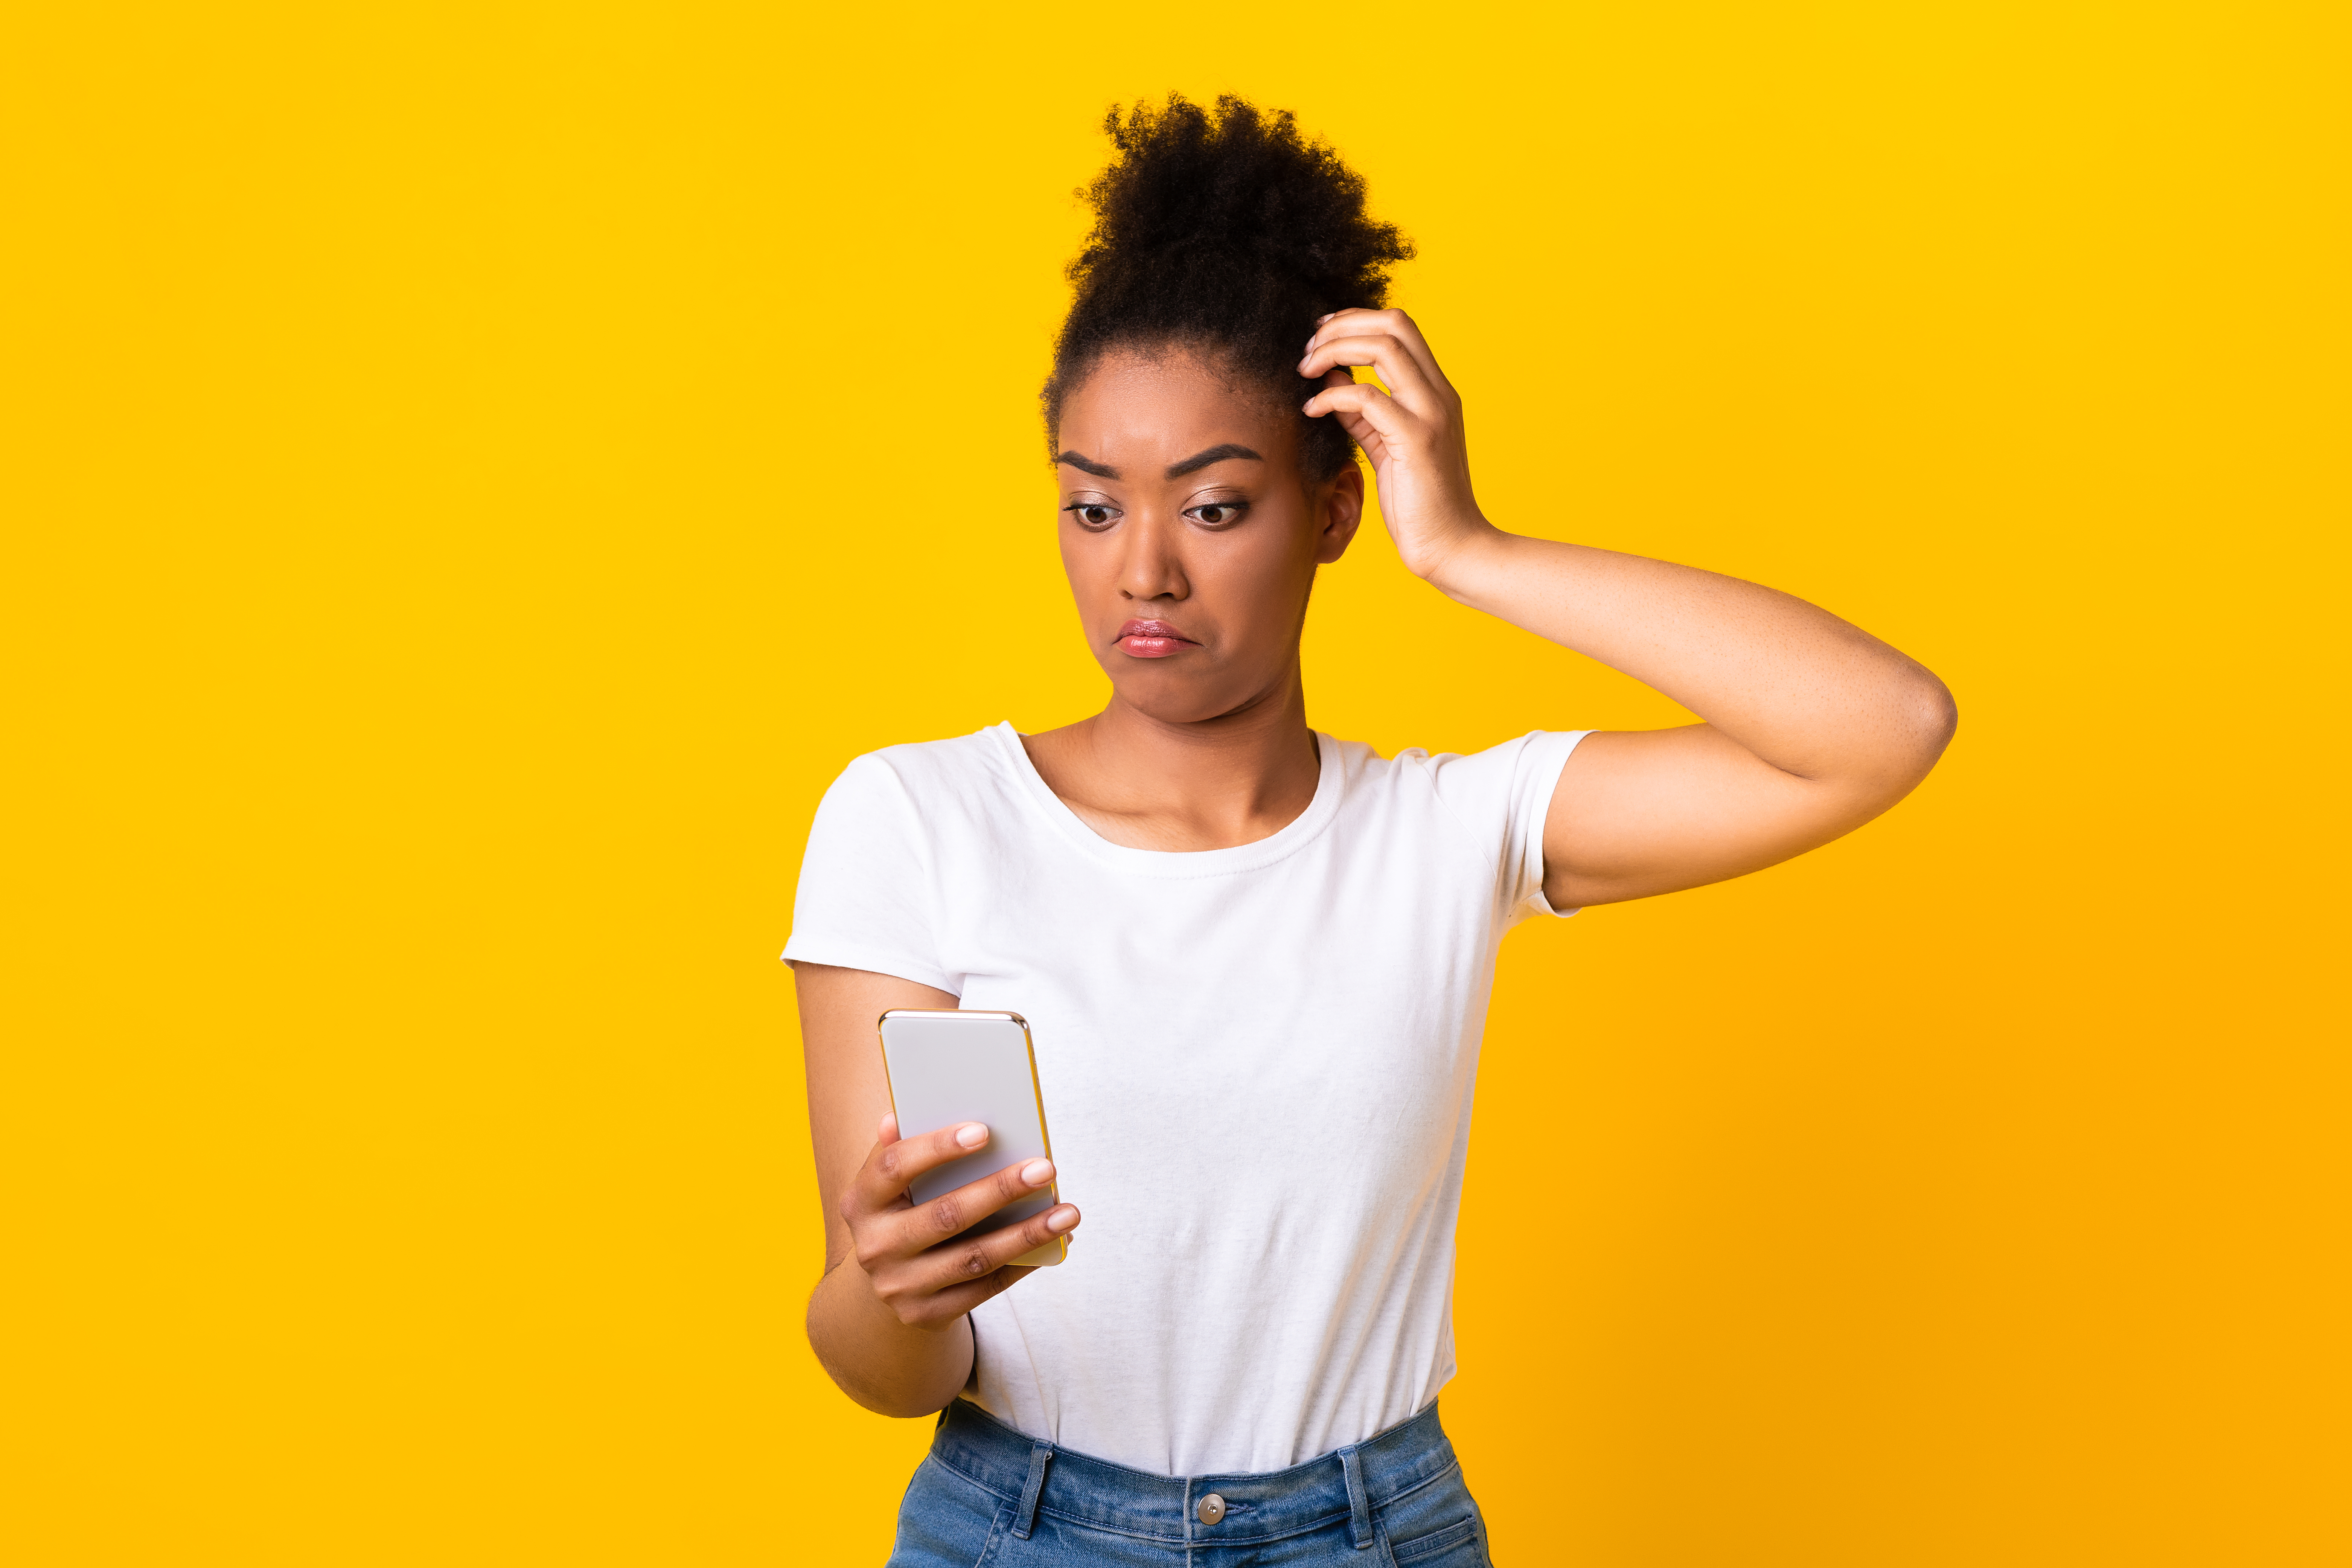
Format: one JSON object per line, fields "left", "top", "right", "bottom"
{"left": 1117, "top": 694, "right": 1230, "bottom": 726}
{"left": 1108, "top": 678, "right": 1289, "bottom": 728}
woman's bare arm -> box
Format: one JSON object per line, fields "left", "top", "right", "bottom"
{"left": 797, "top": 962, "right": 1080, "bottom": 1417}
{"left": 1438, "top": 535, "right": 1951, "bottom": 907}
{"left": 1302, "top": 309, "right": 1956, "bottom": 906}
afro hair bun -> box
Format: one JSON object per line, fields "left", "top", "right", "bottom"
{"left": 1044, "top": 94, "right": 1414, "bottom": 481}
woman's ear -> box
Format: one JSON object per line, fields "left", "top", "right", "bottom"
{"left": 1313, "top": 464, "right": 1365, "bottom": 565}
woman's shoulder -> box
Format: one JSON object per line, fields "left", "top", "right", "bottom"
{"left": 1329, "top": 728, "right": 1591, "bottom": 823}
{"left": 820, "top": 723, "right": 1027, "bottom": 808}
{"left": 1324, "top": 729, "right": 1577, "bottom": 782}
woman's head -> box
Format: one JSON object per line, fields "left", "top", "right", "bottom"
{"left": 1046, "top": 96, "right": 1412, "bottom": 725}
{"left": 1045, "top": 95, "right": 1413, "bottom": 484}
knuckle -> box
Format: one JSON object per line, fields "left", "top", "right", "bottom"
{"left": 959, "top": 1246, "right": 993, "bottom": 1279}
{"left": 929, "top": 1196, "right": 965, "bottom": 1235}
{"left": 876, "top": 1144, "right": 902, "bottom": 1178}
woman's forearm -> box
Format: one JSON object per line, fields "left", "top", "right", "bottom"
{"left": 1295, "top": 308, "right": 1951, "bottom": 791}
{"left": 1425, "top": 527, "right": 1956, "bottom": 789}
{"left": 807, "top": 1256, "right": 973, "bottom": 1418}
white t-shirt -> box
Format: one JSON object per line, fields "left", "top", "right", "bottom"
{"left": 784, "top": 722, "right": 1588, "bottom": 1476}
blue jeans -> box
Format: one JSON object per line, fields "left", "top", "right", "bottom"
{"left": 888, "top": 1399, "right": 1494, "bottom": 1565}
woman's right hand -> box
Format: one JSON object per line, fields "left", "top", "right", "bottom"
{"left": 844, "top": 1112, "right": 1080, "bottom": 1329}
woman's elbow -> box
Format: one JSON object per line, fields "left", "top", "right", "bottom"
{"left": 848, "top": 1383, "right": 958, "bottom": 1420}
{"left": 1830, "top": 666, "right": 1957, "bottom": 803}
{"left": 1888, "top": 666, "right": 1959, "bottom": 782}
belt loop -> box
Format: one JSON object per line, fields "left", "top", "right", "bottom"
{"left": 1011, "top": 1442, "right": 1053, "bottom": 1540}
{"left": 1340, "top": 1444, "right": 1374, "bottom": 1550}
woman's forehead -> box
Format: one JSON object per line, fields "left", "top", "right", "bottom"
{"left": 1057, "top": 351, "right": 1296, "bottom": 473}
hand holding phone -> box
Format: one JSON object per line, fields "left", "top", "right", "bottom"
{"left": 838, "top": 1011, "right": 1080, "bottom": 1330}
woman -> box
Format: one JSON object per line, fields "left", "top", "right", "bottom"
{"left": 787, "top": 96, "right": 1954, "bottom": 1565}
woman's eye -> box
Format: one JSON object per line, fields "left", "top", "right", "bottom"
{"left": 1187, "top": 501, "right": 1248, "bottom": 526}
{"left": 1064, "top": 503, "right": 1120, "bottom": 527}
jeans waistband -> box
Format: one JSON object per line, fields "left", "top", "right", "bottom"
{"left": 927, "top": 1398, "right": 1461, "bottom": 1547}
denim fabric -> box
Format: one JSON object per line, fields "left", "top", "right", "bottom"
{"left": 887, "top": 1399, "right": 1493, "bottom": 1566}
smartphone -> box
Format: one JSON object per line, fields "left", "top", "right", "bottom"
{"left": 877, "top": 1009, "right": 1066, "bottom": 1268}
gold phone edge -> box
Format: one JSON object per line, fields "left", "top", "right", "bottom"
{"left": 1018, "top": 1013, "right": 1067, "bottom": 1265}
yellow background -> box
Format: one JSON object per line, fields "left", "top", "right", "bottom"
{"left": 6, "top": 3, "right": 2346, "bottom": 1562}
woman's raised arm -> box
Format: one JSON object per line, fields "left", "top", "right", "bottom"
{"left": 1301, "top": 308, "right": 1956, "bottom": 909}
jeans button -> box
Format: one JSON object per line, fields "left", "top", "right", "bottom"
{"left": 1196, "top": 1493, "right": 1226, "bottom": 1526}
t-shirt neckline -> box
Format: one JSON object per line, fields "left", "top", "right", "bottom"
{"left": 987, "top": 721, "right": 1345, "bottom": 879}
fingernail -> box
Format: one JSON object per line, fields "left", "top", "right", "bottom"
{"left": 1316, "top": 312, "right": 1334, "bottom": 323}
{"left": 1021, "top": 1158, "right": 1054, "bottom": 1185}
{"left": 956, "top": 1123, "right": 989, "bottom": 1149}
{"left": 1045, "top": 1205, "right": 1078, "bottom": 1231}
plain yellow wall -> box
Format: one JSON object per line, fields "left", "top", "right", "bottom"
{"left": 6, "top": 3, "right": 2346, "bottom": 1563}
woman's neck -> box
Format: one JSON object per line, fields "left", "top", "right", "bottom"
{"left": 1021, "top": 672, "right": 1321, "bottom": 853}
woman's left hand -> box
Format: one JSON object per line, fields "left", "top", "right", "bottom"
{"left": 1301, "top": 308, "right": 1495, "bottom": 584}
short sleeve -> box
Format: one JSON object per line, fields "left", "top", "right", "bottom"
{"left": 780, "top": 753, "right": 957, "bottom": 994}
{"left": 1424, "top": 729, "right": 1592, "bottom": 921}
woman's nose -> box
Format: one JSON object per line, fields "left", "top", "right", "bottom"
{"left": 1117, "top": 514, "right": 1188, "bottom": 602}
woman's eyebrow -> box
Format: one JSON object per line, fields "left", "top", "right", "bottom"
{"left": 1055, "top": 451, "right": 1120, "bottom": 478}
{"left": 1166, "top": 443, "right": 1263, "bottom": 478}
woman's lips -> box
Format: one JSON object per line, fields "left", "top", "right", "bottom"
{"left": 1114, "top": 618, "right": 1199, "bottom": 659}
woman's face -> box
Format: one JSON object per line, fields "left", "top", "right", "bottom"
{"left": 1053, "top": 349, "right": 1363, "bottom": 726}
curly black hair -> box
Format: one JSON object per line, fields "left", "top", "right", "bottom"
{"left": 1043, "top": 94, "right": 1414, "bottom": 482}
